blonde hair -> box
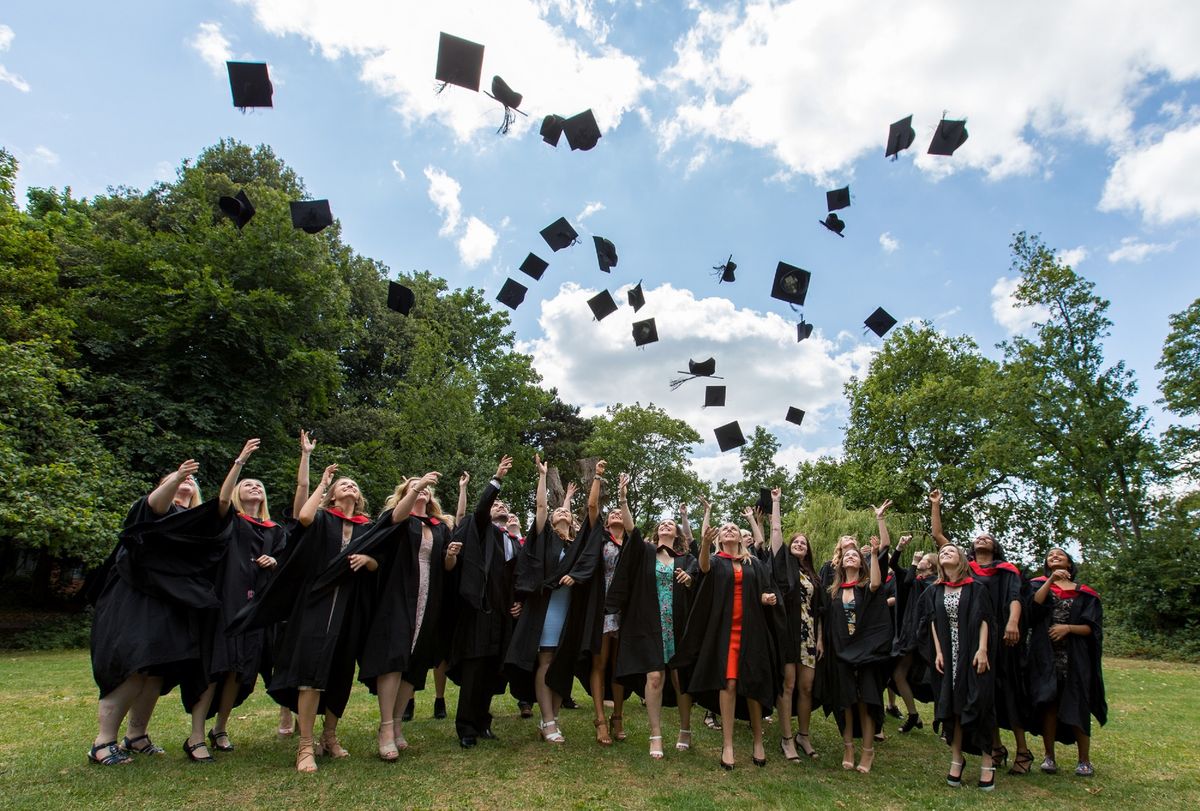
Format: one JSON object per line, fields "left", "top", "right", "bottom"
{"left": 320, "top": 477, "right": 369, "bottom": 516}
{"left": 936, "top": 545, "right": 970, "bottom": 583}
{"left": 159, "top": 473, "right": 201, "bottom": 508}
{"left": 232, "top": 479, "right": 271, "bottom": 522}
{"left": 384, "top": 477, "right": 444, "bottom": 520}
{"left": 717, "top": 522, "right": 751, "bottom": 564}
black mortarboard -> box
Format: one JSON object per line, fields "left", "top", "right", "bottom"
{"left": 540, "top": 114, "right": 565, "bottom": 147}
{"left": 387, "top": 281, "right": 415, "bottom": 315}
{"left": 540, "top": 217, "right": 578, "bottom": 251}
{"left": 770, "top": 262, "right": 811, "bottom": 307}
{"left": 218, "top": 189, "right": 255, "bottom": 229}
{"left": 865, "top": 306, "right": 897, "bottom": 337}
{"left": 714, "top": 421, "right": 746, "bottom": 452}
{"left": 594, "top": 236, "right": 618, "bottom": 272}
{"left": 227, "top": 62, "right": 273, "bottom": 109}
{"left": 519, "top": 252, "right": 548, "bottom": 280}
{"left": 796, "top": 320, "right": 813, "bottom": 341}
{"left": 820, "top": 213, "right": 846, "bottom": 237}
{"left": 704, "top": 385, "right": 726, "bottom": 408}
{"left": 632, "top": 317, "right": 658, "bottom": 347}
{"left": 670, "top": 357, "right": 722, "bottom": 390}
{"left": 496, "top": 278, "right": 527, "bottom": 310}
{"left": 486, "top": 75, "right": 526, "bottom": 134}
{"left": 587, "top": 290, "right": 618, "bottom": 321}
{"left": 755, "top": 488, "right": 772, "bottom": 515}
{"left": 627, "top": 282, "right": 645, "bottom": 311}
{"left": 713, "top": 254, "right": 737, "bottom": 283}
{"left": 435, "top": 32, "right": 484, "bottom": 92}
{"left": 562, "top": 109, "right": 601, "bottom": 151}
{"left": 785, "top": 407, "right": 805, "bottom": 426}
{"left": 289, "top": 200, "right": 333, "bottom": 234}
{"left": 826, "top": 186, "right": 850, "bottom": 211}
{"left": 887, "top": 115, "right": 916, "bottom": 159}
{"left": 928, "top": 117, "right": 969, "bottom": 156}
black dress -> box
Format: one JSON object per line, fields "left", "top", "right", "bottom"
{"left": 90, "top": 497, "right": 231, "bottom": 700}
{"left": 918, "top": 579, "right": 997, "bottom": 755}
{"left": 968, "top": 559, "right": 1031, "bottom": 732}
{"left": 1026, "top": 578, "right": 1107, "bottom": 744}
{"left": 819, "top": 574, "right": 892, "bottom": 734}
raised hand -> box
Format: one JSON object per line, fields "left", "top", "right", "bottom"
{"left": 702, "top": 526, "right": 718, "bottom": 546}
{"left": 595, "top": 459, "right": 608, "bottom": 477}
{"left": 535, "top": 453, "right": 547, "bottom": 476}
{"left": 299, "top": 429, "right": 316, "bottom": 456}
{"left": 771, "top": 487, "right": 782, "bottom": 502}
{"left": 873, "top": 499, "right": 892, "bottom": 519}
{"left": 459, "top": 471, "right": 470, "bottom": 487}
{"left": 897, "top": 534, "right": 912, "bottom": 550}
{"left": 741, "top": 505, "right": 755, "bottom": 521}
{"left": 697, "top": 496, "right": 711, "bottom": 514}
{"left": 417, "top": 471, "right": 441, "bottom": 490}
{"left": 929, "top": 489, "right": 942, "bottom": 505}
{"left": 618, "top": 472, "right": 630, "bottom": 497}
{"left": 870, "top": 535, "right": 881, "bottom": 553}
{"left": 319, "top": 463, "right": 339, "bottom": 489}
{"left": 495, "top": 455, "right": 513, "bottom": 479}
{"left": 175, "top": 459, "right": 200, "bottom": 481}
{"left": 563, "top": 481, "right": 578, "bottom": 503}
{"left": 237, "top": 438, "right": 261, "bottom": 464}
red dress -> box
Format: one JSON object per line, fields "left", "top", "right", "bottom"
{"left": 720, "top": 552, "right": 744, "bottom": 680}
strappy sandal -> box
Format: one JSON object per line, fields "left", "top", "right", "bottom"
{"left": 207, "top": 728, "right": 234, "bottom": 753}
{"left": 183, "top": 738, "right": 214, "bottom": 763}
{"left": 538, "top": 720, "right": 565, "bottom": 744}
{"left": 121, "top": 733, "right": 164, "bottom": 755}
{"left": 649, "top": 735, "right": 664, "bottom": 760}
{"left": 842, "top": 742, "right": 855, "bottom": 770}
{"left": 1009, "top": 749, "right": 1034, "bottom": 775}
{"left": 88, "top": 740, "right": 132, "bottom": 766}
{"left": 856, "top": 746, "right": 875, "bottom": 774}
{"left": 779, "top": 736, "right": 801, "bottom": 762}
{"left": 1075, "top": 761, "right": 1095, "bottom": 777}
{"left": 317, "top": 731, "right": 349, "bottom": 758}
{"left": 593, "top": 718, "right": 612, "bottom": 746}
{"left": 991, "top": 743, "right": 1009, "bottom": 768}
{"left": 947, "top": 758, "right": 965, "bottom": 787}
{"left": 609, "top": 714, "right": 627, "bottom": 742}
{"left": 978, "top": 764, "right": 996, "bottom": 791}
{"left": 675, "top": 729, "right": 692, "bottom": 751}
{"left": 795, "top": 732, "right": 818, "bottom": 759}
{"left": 296, "top": 736, "right": 317, "bottom": 773}
{"left": 377, "top": 720, "right": 399, "bottom": 762}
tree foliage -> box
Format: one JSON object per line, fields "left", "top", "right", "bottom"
{"left": 1158, "top": 297, "right": 1200, "bottom": 480}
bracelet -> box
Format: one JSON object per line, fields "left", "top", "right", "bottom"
{"left": 234, "top": 459, "right": 245, "bottom": 466}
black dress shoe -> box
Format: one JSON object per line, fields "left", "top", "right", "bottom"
{"left": 433, "top": 697, "right": 447, "bottom": 719}
{"left": 561, "top": 696, "right": 578, "bottom": 710}
{"left": 183, "top": 739, "right": 214, "bottom": 763}
{"left": 402, "top": 698, "right": 415, "bottom": 722}
{"left": 518, "top": 702, "right": 533, "bottom": 718}
{"left": 480, "top": 728, "right": 499, "bottom": 741}
{"left": 459, "top": 736, "right": 477, "bottom": 749}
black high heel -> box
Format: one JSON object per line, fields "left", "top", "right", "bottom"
{"left": 992, "top": 744, "right": 1009, "bottom": 768}
{"left": 947, "top": 757, "right": 965, "bottom": 787}
{"left": 719, "top": 758, "right": 735, "bottom": 771}
{"left": 899, "top": 713, "right": 923, "bottom": 733}
{"left": 1009, "top": 749, "right": 1034, "bottom": 775}
{"left": 794, "top": 732, "right": 818, "bottom": 759}
{"left": 978, "top": 765, "right": 996, "bottom": 791}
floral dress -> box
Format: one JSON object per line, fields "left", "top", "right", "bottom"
{"left": 655, "top": 558, "right": 676, "bottom": 662}
{"left": 944, "top": 588, "right": 962, "bottom": 690}
{"left": 602, "top": 538, "right": 622, "bottom": 634}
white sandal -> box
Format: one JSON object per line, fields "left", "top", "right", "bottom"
{"left": 650, "top": 735, "right": 664, "bottom": 760}
{"left": 538, "top": 720, "right": 565, "bottom": 744}
{"left": 675, "top": 729, "right": 692, "bottom": 751}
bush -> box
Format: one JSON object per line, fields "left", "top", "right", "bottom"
{"left": 2, "top": 610, "right": 91, "bottom": 651}
{"left": 1104, "top": 621, "right": 1200, "bottom": 663}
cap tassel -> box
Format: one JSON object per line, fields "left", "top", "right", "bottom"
{"left": 435, "top": 81, "right": 449, "bottom": 94}
{"left": 669, "top": 372, "right": 724, "bottom": 391}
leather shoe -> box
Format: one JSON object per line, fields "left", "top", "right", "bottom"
{"left": 459, "top": 736, "right": 477, "bottom": 749}
{"left": 480, "top": 729, "right": 499, "bottom": 741}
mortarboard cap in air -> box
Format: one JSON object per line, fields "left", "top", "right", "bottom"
{"left": 714, "top": 421, "right": 746, "bottom": 452}
{"left": 519, "top": 253, "right": 548, "bottom": 280}
{"left": 435, "top": 32, "right": 484, "bottom": 92}
{"left": 865, "top": 306, "right": 897, "bottom": 337}
{"left": 627, "top": 282, "right": 645, "bottom": 311}
{"left": 886, "top": 115, "right": 916, "bottom": 158}
{"left": 563, "top": 109, "right": 601, "bottom": 151}
{"left": 770, "top": 262, "right": 811, "bottom": 307}
{"left": 755, "top": 488, "right": 772, "bottom": 515}
{"left": 703, "top": 385, "right": 726, "bottom": 408}
{"left": 826, "top": 186, "right": 850, "bottom": 211}
{"left": 785, "top": 407, "right": 805, "bottom": 426}
{"left": 540, "top": 114, "right": 565, "bottom": 146}
{"left": 928, "top": 117, "right": 969, "bottom": 156}
{"left": 587, "top": 289, "right": 618, "bottom": 321}
{"left": 594, "top": 236, "right": 618, "bottom": 272}
{"left": 218, "top": 189, "right": 255, "bottom": 229}
{"left": 632, "top": 317, "right": 658, "bottom": 347}
{"left": 820, "top": 213, "right": 846, "bottom": 237}
{"left": 227, "top": 62, "right": 273, "bottom": 109}
{"left": 670, "top": 357, "right": 722, "bottom": 390}
{"left": 540, "top": 217, "right": 578, "bottom": 251}
{"left": 496, "top": 278, "right": 527, "bottom": 310}
{"left": 289, "top": 200, "right": 333, "bottom": 234}
{"left": 796, "top": 320, "right": 813, "bottom": 342}
{"left": 387, "top": 281, "right": 415, "bottom": 315}
{"left": 486, "top": 76, "right": 525, "bottom": 134}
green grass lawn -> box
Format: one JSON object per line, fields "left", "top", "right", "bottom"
{"left": 0, "top": 651, "right": 1195, "bottom": 810}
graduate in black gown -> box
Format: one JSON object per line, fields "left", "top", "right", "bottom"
{"left": 889, "top": 537, "right": 936, "bottom": 733}
{"left": 919, "top": 542, "right": 998, "bottom": 790}
{"left": 448, "top": 455, "right": 521, "bottom": 748}
{"left": 355, "top": 472, "right": 461, "bottom": 760}
{"left": 931, "top": 489, "right": 1033, "bottom": 775}
{"left": 1027, "top": 547, "right": 1106, "bottom": 777}
{"left": 670, "top": 499, "right": 781, "bottom": 770}
{"left": 88, "top": 459, "right": 231, "bottom": 765}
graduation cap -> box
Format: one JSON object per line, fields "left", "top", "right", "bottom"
{"left": 785, "top": 407, "right": 805, "bottom": 426}
{"left": 435, "top": 32, "right": 484, "bottom": 92}
{"left": 714, "top": 421, "right": 746, "bottom": 452}
{"left": 218, "top": 189, "right": 255, "bottom": 229}
{"left": 289, "top": 200, "right": 333, "bottom": 234}
{"left": 540, "top": 114, "right": 565, "bottom": 147}
{"left": 587, "top": 290, "right": 618, "bottom": 321}
{"left": 703, "top": 385, "right": 726, "bottom": 408}
{"left": 755, "top": 488, "right": 772, "bottom": 515}
{"left": 796, "top": 320, "right": 813, "bottom": 342}
{"left": 594, "top": 236, "right": 618, "bottom": 272}
{"left": 519, "top": 252, "right": 548, "bottom": 280}
{"left": 820, "top": 213, "right": 846, "bottom": 237}
{"left": 865, "top": 306, "right": 897, "bottom": 337}
{"left": 227, "top": 62, "right": 273, "bottom": 109}
{"left": 485, "top": 75, "right": 527, "bottom": 134}
{"left": 387, "top": 281, "right": 415, "bottom": 315}
{"left": 540, "top": 217, "right": 578, "bottom": 251}
{"left": 627, "top": 282, "right": 645, "bottom": 312}
{"left": 826, "top": 186, "right": 850, "bottom": 211}
{"left": 928, "top": 117, "right": 969, "bottom": 156}
{"left": 886, "top": 115, "right": 916, "bottom": 159}
{"left": 632, "top": 317, "right": 658, "bottom": 347}
{"left": 670, "top": 357, "right": 722, "bottom": 390}
{"left": 770, "top": 262, "right": 811, "bottom": 307}
{"left": 563, "top": 109, "right": 601, "bottom": 151}
{"left": 496, "top": 278, "right": 527, "bottom": 310}
{"left": 713, "top": 254, "right": 736, "bottom": 283}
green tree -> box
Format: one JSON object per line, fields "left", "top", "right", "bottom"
{"left": 1158, "top": 297, "right": 1200, "bottom": 480}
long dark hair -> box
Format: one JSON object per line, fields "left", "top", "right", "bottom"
{"left": 1043, "top": 546, "right": 1078, "bottom": 579}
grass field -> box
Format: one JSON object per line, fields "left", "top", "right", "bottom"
{"left": 0, "top": 651, "right": 1196, "bottom": 810}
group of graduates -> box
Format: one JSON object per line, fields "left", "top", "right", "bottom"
{"left": 87, "top": 434, "right": 1106, "bottom": 791}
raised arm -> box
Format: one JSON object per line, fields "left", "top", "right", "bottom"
{"left": 456, "top": 471, "right": 470, "bottom": 524}
{"left": 698, "top": 525, "right": 717, "bottom": 574}
{"left": 769, "top": 487, "right": 783, "bottom": 555}
{"left": 743, "top": 505, "right": 765, "bottom": 550}
{"left": 868, "top": 535, "right": 882, "bottom": 592}
{"left": 698, "top": 496, "right": 712, "bottom": 545}
{"left": 873, "top": 499, "right": 892, "bottom": 552}
{"left": 534, "top": 455, "right": 548, "bottom": 535}
{"left": 147, "top": 459, "right": 199, "bottom": 515}
{"left": 474, "top": 455, "right": 512, "bottom": 528}
{"left": 299, "top": 464, "right": 337, "bottom": 527}
{"left": 219, "top": 438, "right": 259, "bottom": 517}
{"left": 930, "top": 489, "right": 950, "bottom": 549}
{"left": 679, "top": 503, "right": 693, "bottom": 545}
{"left": 618, "top": 472, "right": 634, "bottom": 532}
{"left": 392, "top": 472, "right": 440, "bottom": 525}
{"left": 587, "top": 459, "right": 606, "bottom": 526}
{"left": 293, "top": 429, "right": 316, "bottom": 517}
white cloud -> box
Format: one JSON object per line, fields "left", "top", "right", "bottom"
{"left": 522, "top": 282, "right": 876, "bottom": 467}
{"left": 240, "top": 0, "right": 650, "bottom": 143}
{"left": 31, "top": 146, "right": 59, "bottom": 166}
{"left": 422, "top": 165, "right": 498, "bottom": 266}
{"left": 1100, "top": 120, "right": 1200, "bottom": 224}
{"left": 663, "top": 1, "right": 1200, "bottom": 184}
{"left": 390, "top": 160, "right": 406, "bottom": 181}
{"left": 684, "top": 145, "right": 710, "bottom": 177}
{"left": 0, "top": 24, "right": 30, "bottom": 92}
{"left": 191, "top": 21, "right": 234, "bottom": 76}
{"left": 576, "top": 201, "right": 605, "bottom": 222}
{"left": 1056, "top": 246, "right": 1088, "bottom": 268}
{"left": 458, "top": 216, "right": 499, "bottom": 267}
{"left": 879, "top": 232, "right": 899, "bottom": 253}
{"left": 1106, "top": 236, "right": 1178, "bottom": 264}
{"left": 991, "top": 276, "right": 1050, "bottom": 334}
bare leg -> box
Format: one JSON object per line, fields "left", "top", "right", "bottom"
{"left": 278, "top": 705, "right": 294, "bottom": 735}
{"left": 841, "top": 708, "right": 856, "bottom": 769}
{"left": 95, "top": 675, "right": 142, "bottom": 746}
{"left": 719, "top": 679, "right": 737, "bottom": 766}
{"left": 1075, "top": 728, "right": 1090, "bottom": 764}
{"left": 949, "top": 715, "right": 965, "bottom": 780}
{"left": 393, "top": 679, "right": 415, "bottom": 749}
{"left": 609, "top": 634, "right": 626, "bottom": 740}
{"left": 777, "top": 663, "right": 797, "bottom": 758}
{"left": 296, "top": 689, "right": 319, "bottom": 772}
{"left": 589, "top": 638, "right": 609, "bottom": 729}
{"left": 214, "top": 672, "right": 240, "bottom": 739}
{"left": 893, "top": 655, "right": 917, "bottom": 715}
{"left": 645, "top": 670, "right": 664, "bottom": 757}
{"left": 376, "top": 672, "right": 401, "bottom": 751}
{"left": 535, "top": 651, "right": 557, "bottom": 724}
{"left": 434, "top": 660, "right": 447, "bottom": 699}
{"left": 186, "top": 682, "right": 217, "bottom": 757}
{"left": 671, "top": 669, "right": 693, "bottom": 750}
{"left": 124, "top": 675, "right": 163, "bottom": 740}
{"left": 1041, "top": 705, "right": 1058, "bottom": 763}
{"left": 749, "top": 698, "right": 765, "bottom": 761}
{"left": 857, "top": 702, "right": 876, "bottom": 772}
{"left": 797, "top": 664, "right": 817, "bottom": 756}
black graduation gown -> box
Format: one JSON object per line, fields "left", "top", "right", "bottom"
{"left": 772, "top": 545, "right": 822, "bottom": 666}
{"left": 558, "top": 524, "right": 629, "bottom": 698}
{"left": 917, "top": 580, "right": 997, "bottom": 755}
{"left": 229, "top": 508, "right": 378, "bottom": 716}
{"left": 669, "top": 553, "right": 781, "bottom": 716}
{"left": 968, "top": 559, "right": 1031, "bottom": 731}
{"left": 1026, "top": 578, "right": 1107, "bottom": 744}
{"left": 892, "top": 563, "right": 936, "bottom": 703}
{"left": 90, "top": 497, "right": 231, "bottom": 699}
{"left": 819, "top": 576, "right": 892, "bottom": 734}
{"left": 604, "top": 537, "right": 698, "bottom": 701}
{"left": 357, "top": 514, "right": 453, "bottom": 692}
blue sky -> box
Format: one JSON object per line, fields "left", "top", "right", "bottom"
{"left": 3, "top": 1, "right": 1198, "bottom": 481}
